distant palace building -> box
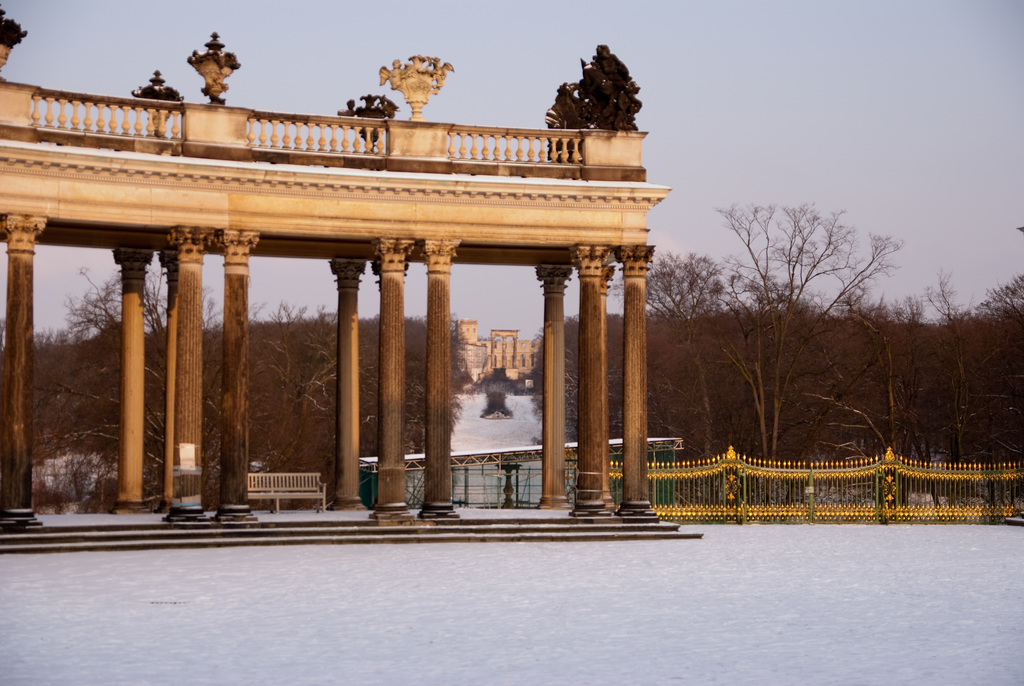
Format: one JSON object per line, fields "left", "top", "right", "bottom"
{"left": 457, "top": 319, "right": 539, "bottom": 382}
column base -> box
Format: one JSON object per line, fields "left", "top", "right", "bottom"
{"left": 111, "top": 500, "right": 151, "bottom": 515}
{"left": 0, "top": 509, "right": 42, "bottom": 527}
{"left": 329, "top": 495, "right": 367, "bottom": 511}
{"left": 616, "top": 501, "right": 659, "bottom": 521}
{"left": 154, "top": 499, "right": 172, "bottom": 514}
{"left": 538, "top": 495, "right": 572, "bottom": 510}
{"left": 372, "top": 502, "right": 414, "bottom": 523}
{"left": 216, "top": 504, "right": 258, "bottom": 523}
{"left": 419, "top": 502, "right": 460, "bottom": 519}
{"left": 164, "top": 504, "right": 211, "bottom": 526}
{"left": 571, "top": 501, "right": 613, "bottom": 518}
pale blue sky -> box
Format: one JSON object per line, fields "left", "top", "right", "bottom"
{"left": 2, "top": 0, "right": 1022, "bottom": 335}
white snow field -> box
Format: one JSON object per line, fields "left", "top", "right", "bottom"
{"left": 451, "top": 393, "right": 541, "bottom": 452}
{"left": 2, "top": 524, "right": 1022, "bottom": 685}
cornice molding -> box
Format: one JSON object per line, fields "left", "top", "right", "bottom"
{"left": 0, "top": 149, "right": 669, "bottom": 212}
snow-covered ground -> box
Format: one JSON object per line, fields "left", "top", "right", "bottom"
{"left": 2, "top": 525, "right": 1022, "bottom": 685}
{"left": 451, "top": 393, "right": 542, "bottom": 452}
{"left": 4, "top": 397, "right": 1021, "bottom": 684}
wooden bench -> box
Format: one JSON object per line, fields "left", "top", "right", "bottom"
{"left": 247, "top": 473, "right": 326, "bottom": 513}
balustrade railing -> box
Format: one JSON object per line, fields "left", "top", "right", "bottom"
{"left": 610, "top": 447, "right": 1024, "bottom": 525}
{"left": 30, "top": 89, "right": 182, "bottom": 139}
{"left": 448, "top": 126, "right": 583, "bottom": 165}
{"left": 247, "top": 113, "right": 387, "bottom": 155}
{"left": 2, "top": 81, "right": 643, "bottom": 179}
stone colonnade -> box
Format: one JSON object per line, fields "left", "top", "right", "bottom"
{"left": 0, "top": 214, "right": 656, "bottom": 524}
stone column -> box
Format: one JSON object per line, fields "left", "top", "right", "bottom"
{"left": 165, "top": 227, "right": 210, "bottom": 522}
{"left": 158, "top": 251, "right": 179, "bottom": 513}
{"left": 111, "top": 248, "right": 154, "bottom": 514}
{"left": 615, "top": 246, "right": 657, "bottom": 519}
{"left": 570, "top": 245, "right": 612, "bottom": 517}
{"left": 216, "top": 230, "right": 259, "bottom": 522}
{"left": 421, "top": 239, "right": 460, "bottom": 519}
{"left": 599, "top": 264, "right": 616, "bottom": 510}
{"left": 329, "top": 258, "right": 366, "bottom": 510}
{"left": 0, "top": 215, "right": 44, "bottom": 527}
{"left": 536, "top": 265, "right": 572, "bottom": 510}
{"left": 372, "top": 238, "right": 415, "bottom": 521}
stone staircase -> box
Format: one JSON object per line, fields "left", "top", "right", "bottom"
{"left": 0, "top": 515, "right": 701, "bottom": 554}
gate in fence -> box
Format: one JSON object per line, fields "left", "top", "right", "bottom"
{"left": 611, "top": 447, "right": 1024, "bottom": 524}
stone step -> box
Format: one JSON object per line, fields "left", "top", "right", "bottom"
{"left": 0, "top": 519, "right": 701, "bottom": 554}
{"left": 2, "top": 528, "right": 688, "bottom": 548}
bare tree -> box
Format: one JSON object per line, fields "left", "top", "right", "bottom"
{"left": 979, "top": 274, "right": 1024, "bottom": 460}
{"left": 718, "top": 204, "right": 902, "bottom": 461}
{"left": 644, "top": 251, "right": 723, "bottom": 455}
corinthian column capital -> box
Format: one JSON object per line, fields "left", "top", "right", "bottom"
{"left": 158, "top": 250, "right": 179, "bottom": 282}
{"left": 536, "top": 265, "right": 573, "bottom": 294}
{"left": 570, "top": 245, "right": 611, "bottom": 277}
{"left": 599, "top": 265, "right": 616, "bottom": 295}
{"left": 112, "top": 249, "right": 154, "bottom": 281}
{"left": 615, "top": 245, "right": 655, "bottom": 277}
{"left": 421, "top": 239, "right": 460, "bottom": 274}
{"left": 373, "top": 238, "right": 415, "bottom": 274}
{"left": 330, "top": 258, "right": 366, "bottom": 289}
{"left": 1, "top": 215, "right": 46, "bottom": 254}
{"left": 216, "top": 230, "right": 260, "bottom": 268}
{"left": 168, "top": 226, "right": 213, "bottom": 264}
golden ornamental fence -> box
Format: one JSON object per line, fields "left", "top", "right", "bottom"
{"left": 611, "top": 448, "right": 1024, "bottom": 524}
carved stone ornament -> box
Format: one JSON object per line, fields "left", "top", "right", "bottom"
{"left": 0, "top": 7, "right": 27, "bottom": 82}
{"left": 337, "top": 94, "right": 399, "bottom": 150}
{"left": 187, "top": 32, "right": 241, "bottom": 105}
{"left": 546, "top": 44, "right": 642, "bottom": 131}
{"left": 337, "top": 94, "right": 399, "bottom": 119}
{"left": 379, "top": 56, "right": 454, "bottom": 122}
{"left": 132, "top": 70, "right": 183, "bottom": 102}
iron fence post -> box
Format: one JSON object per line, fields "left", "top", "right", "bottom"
{"left": 808, "top": 468, "right": 815, "bottom": 523}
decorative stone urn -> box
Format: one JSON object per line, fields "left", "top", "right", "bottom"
{"left": 131, "top": 71, "right": 183, "bottom": 137}
{"left": 379, "top": 56, "right": 453, "bottom": 121}
{"left": 187, "top": 32, "right": 241, "bottom": 105}
{"left": 132, "top": 70, "right": 183, "bottom": 102}
{"left": 0, "top": 7, "right": 27, "bottom": 82}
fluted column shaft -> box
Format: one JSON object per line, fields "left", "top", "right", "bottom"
{"left": 536, "top": 265, "right": 572, "bottom": 510}
{"left": 599, "top": 264, "right": 615, "bottom": 510}
{"left": 421, "top": 240, "right": 460, "bottom": 519}
{"left": 167, "top": 227, "right": 209, "bottom": 518}
{"left": 159, "top": 252, "right": 179, "bottom": 512}
{"left": 217, "top": 230, "right": 259, "bottom": 521}
{"left": 0, "top": 215, "right": 44, "bottom": 526}
{"left": 330, "top": 258, "right": 366, "bottom": 510}
{"left": 373, "top": 239, "right": 414, "bottom": 520}
{"left": 112, "top": 249, "right": 153, "bottom": 514}
{"left": 616, "top": 246, "right": 657, "bottom": 519}
{"left": 571, "top": 245, "right": 611, "bottom": 517}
